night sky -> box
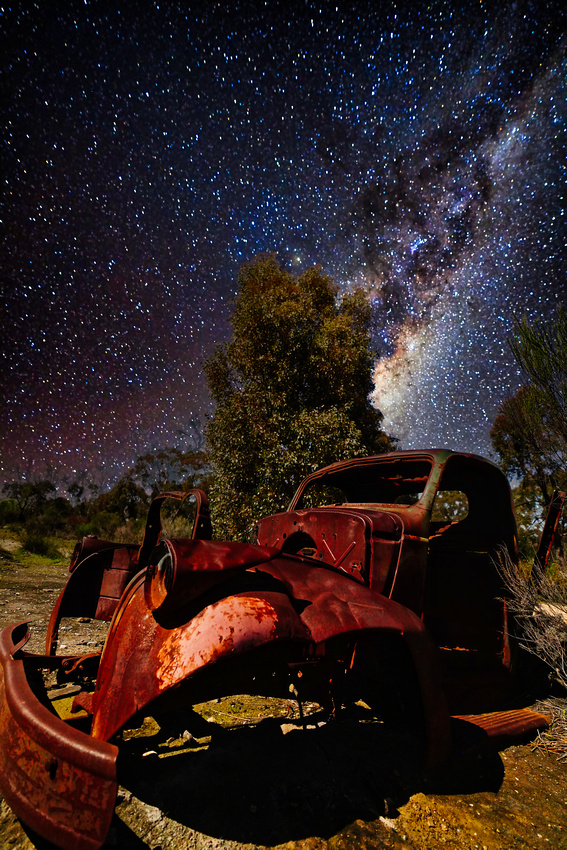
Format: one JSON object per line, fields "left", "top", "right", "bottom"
{"left": 2, "top": 1, "right": 566, "bottom": 491}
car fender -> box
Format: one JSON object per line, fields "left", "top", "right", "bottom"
{"left": 90, "top": 572, "right": 312, "bottom": 741}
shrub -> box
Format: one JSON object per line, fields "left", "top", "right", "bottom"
{"left": 0, "top": 499, "right": 19, "bottom": 525}
{"left": 20, "top": 530, "right": 61, "bottom": 559}
{"left": 86, "top": 511, "right": 122, "bottom": 540}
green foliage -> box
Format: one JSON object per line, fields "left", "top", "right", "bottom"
{"left": 89, "top": 477, "right": 148, "bottom": 523}
{"left": 510, "top": 306, "right": 567, "bottom": 446}
{"left": 0, "top": 448, "right": 210, "bottom": 546}
{"left": 76, "top": 513, "right": 121, "bottom": 539}
{"left": 492, "top": 307, "right": 567, "bottom": 565}
{"left": 431, "top": 490, "right": 469, "bottom": 523}
{"left": 205, "top": 256, "right": 394, "bottom": 539}
{"left": 511, "top": 479, "right": 546, "bottom": 557}
{"left": 490, "top": 385, "right": 565, "bottom": 506}
{"left": 76, "top": 512, "right": 145, "bottom": 543}
{"left": 73, "top": 521, "right": 100, "bottom": 538}
{"left": 0, "top": 499, "right": 19, "bottom": 525}
{"left": 41, "top": 497, "right": 73, "bottom": 532}
{"left": 0, "top": 479, "right": 77, "bottom": 544}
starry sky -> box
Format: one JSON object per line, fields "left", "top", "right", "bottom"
{"left": 2, "top": 1, "right": 566, "bottom": 491}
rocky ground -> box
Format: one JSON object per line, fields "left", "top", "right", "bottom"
{"left": 1, "top": 539, "right": 567, "bottom": 849}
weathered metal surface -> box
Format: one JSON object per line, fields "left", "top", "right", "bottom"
{"left": 453, "top": 708, "right": 549, "bottom": 753}
{"left": 0, "top": 622, "right": 118, "bottom": 850}
{"left": 45, "top": 541, "right": 139, "bottom": 654}
{"left": 531, "top": 489, "right": 566, "bottom": 588}
{"left": 90, "top": 573, "right": 312, "bottom": 740}
{"left": 257, "top": 554, "right": 452, "bottom": 767}
{"left": 0, "top": 450, "right": 549, "bottom": 850}
{"left": 87, "top": 545, "right": 452, "bottom": 768}
{"left": 144, "top": 537, "right": 280, "bottom": 613}
{"left": 255, "top": 507, "right": 403, "bottom": 589}
{"left": 46, "top": 488, "right": 212, "bottom": 655}
{"left": 137, "top": 487, "right": 212, "bottom": 571}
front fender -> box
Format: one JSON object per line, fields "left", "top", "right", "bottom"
{"left": 90, "top": 573, "right": 312, "bottom": 741}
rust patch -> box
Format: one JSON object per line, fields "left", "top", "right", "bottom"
{"left": 155, "top": 596, "right": 278, "bottom": 687}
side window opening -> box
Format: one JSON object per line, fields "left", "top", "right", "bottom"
{"left": 394, "top": 490, "right": 424, "bottom": 505}
{"left": 431, "top": 490, "right": 469, "bottom": 525}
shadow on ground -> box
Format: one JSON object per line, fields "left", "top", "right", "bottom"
{"left": 114, "top": 707, "right": 505, "bottom": 848}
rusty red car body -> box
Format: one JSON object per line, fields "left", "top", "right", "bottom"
{"left": 0, "top": 450, "right": 550, "bottom": 849}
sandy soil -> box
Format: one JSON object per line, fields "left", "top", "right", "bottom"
{"left": 1, "top": 544, "right": 566, "bottom": 850}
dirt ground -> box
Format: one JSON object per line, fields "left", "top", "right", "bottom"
{"left": 1, "top": 543, "right": 567, "bottom": 850}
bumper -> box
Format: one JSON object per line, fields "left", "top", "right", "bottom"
{"left": 0, "top": 622, "right": 118, "bottom": 850}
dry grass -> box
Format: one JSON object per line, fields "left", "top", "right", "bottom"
{"left": 497, "top": 548, "right": 567, "bottom": 758}
{"left": 497, "top": 547, "right": 567, "bottom": 691}
{"left": 533, "top": 697, "right": 567, "bottom": 761}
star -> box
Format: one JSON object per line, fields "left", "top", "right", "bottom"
{"left": 1, "top": 1, "right": 565, "bottom": 489}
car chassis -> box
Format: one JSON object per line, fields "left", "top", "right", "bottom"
{"left": 0, "top": 450, "right": 553, "bottom": 849}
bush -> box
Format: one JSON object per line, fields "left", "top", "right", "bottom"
{"left": 84, "top": 511, "right": 122, "bottom": 540}
{"left": 74, "top": 514, "right": 145, "bottom": 544}
{"left": 42, "top": 497, "right": 73, "bottom": 532}
{"left": 20, "top": 530, "right": 61, "bottom": 559}
{"left": 0, "top": 499, "right": 19, "bottom": 525}
{"left": 74, "top": 522, "right": 98, "bottom": 540}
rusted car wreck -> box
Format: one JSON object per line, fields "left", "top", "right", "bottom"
{"left": 0, "top": 450, "right": 551, "bottom": 849}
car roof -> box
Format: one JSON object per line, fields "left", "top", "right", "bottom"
{"left": 298, "top": 448, "right": 498, "bottom": 482}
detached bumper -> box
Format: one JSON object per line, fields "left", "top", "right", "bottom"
{"left": 0, "top": 623, "right": 118, "bottom": 850}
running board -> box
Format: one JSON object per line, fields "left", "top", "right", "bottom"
{"left": 451, "top": 708, "right": 549, "bottom": 754}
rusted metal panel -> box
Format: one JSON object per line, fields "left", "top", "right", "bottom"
{"left": 256, "top": 554, "right": 452, "bottom": 769}
{"left": 137, "top": 487, "right": 212, "bottom": 571}
{"left": 145, "top": 537, "right": 280, "bottom": 613}
{"left": 531, "top": 489, "right": 566, "bottom": 588}
{"left": 256, "top": 509, "right": 374, "bottom": 583}
{"left": 90, "top": 571, "right": 312, "bottom": 741}
{"left": 45, "top": 488, "right": 213, "bottom": 655}
{"left": 45, "top": 542, "right": 139, "bottom": 654}
{"left": 453, "top": 708, "right": 549, "bottom": 753}
{"left": 0, "top": 623, "right": 117, "bottom": 850}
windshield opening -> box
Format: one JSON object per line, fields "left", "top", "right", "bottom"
{"left": 296, "top": 459, "right": 433, "bottom": 508}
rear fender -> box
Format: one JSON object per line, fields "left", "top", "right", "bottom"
{"left": 45, "top": 543, "right": 139, "bottom": 654}
{"left": 309, "top": 588, "right": 452, "bottom": 769}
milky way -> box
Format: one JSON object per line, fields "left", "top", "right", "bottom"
{"left": 1, "top": 1, "right": 566, "bottom": 489}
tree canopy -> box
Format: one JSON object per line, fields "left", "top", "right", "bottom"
{"left": 509, "top": 306, "right": 567, "bottom": 446}
{"left": 490, "top": 385, "right": 564, "bottom": 505}
{"left": 490, "top": 307, "right": 567, "bottom": 550}
{"left": 2, "top": 480, "right": 56, "bottom": 520}
{"left": 205, "top": 256, "right": 394, "bottom": 539}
